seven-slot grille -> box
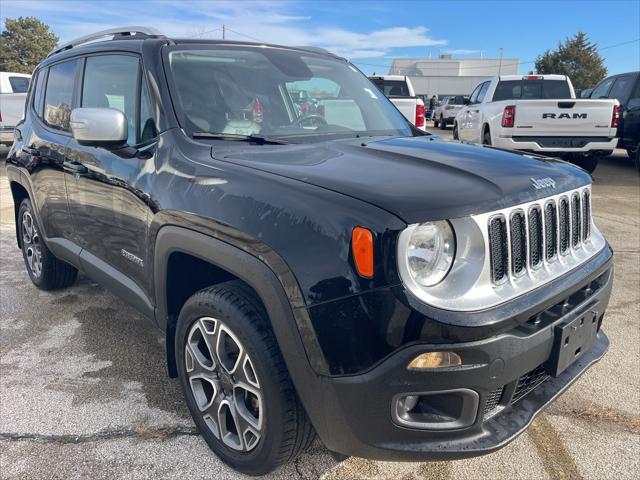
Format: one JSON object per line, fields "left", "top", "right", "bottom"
{"left": 488, "top": 188, "right": 592, "bottom": 284}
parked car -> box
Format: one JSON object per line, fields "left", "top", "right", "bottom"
{"left": 368, "top": 75, "right": 426, "bottom": 130}
{"left": 454, "top": 75, "right": 620, "bottom": 173}
{"left": 590, "top": 71, "right": 640, "bottom": 170}
{"left": 8, "top": 28, "right": 612, "bottom": 475}
{"left": 433, "top": 95, "right": 467, "bottom": 129}
{"left": 0, "top": 71, "right": 31, "bottom": 147}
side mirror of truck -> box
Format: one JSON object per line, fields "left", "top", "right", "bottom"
{"left": 70, "top": 108, "right": 128, "bottom": 148}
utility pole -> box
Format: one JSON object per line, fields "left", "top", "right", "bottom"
{"left": 498, "top": 48, "right": 504, "bottom": 75}
{"left": 222, "top": 24, "right": 226, "bottom": 40}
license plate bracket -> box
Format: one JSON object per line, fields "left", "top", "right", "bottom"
{"left": 547, "top": 311, "right": 599, "bottom": 377}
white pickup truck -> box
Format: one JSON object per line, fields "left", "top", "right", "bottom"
{"left": 454, "top": 75, "right": 620, "bottom": 172}
{"left": 368, "top": 75, "right": 426, "bottom": 130}
{"left": 0, "top": 72, "right": 31, "bottom": 148}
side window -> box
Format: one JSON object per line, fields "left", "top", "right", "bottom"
{"left": 82, "top": 55, "right": 139, "bottom": 145}
{"left": 44, "top": 59, "right": 80, "bottom": 131}
{"left": 9, "top": 76, "right": 30, "bottom": 93}
{"left": 139, "top": 80, "right": 158, "bottom": 144}
{"left": 590, "top": 77, "right": 615, "bottom": 99}
{"left": 477, "top": 82, "right": 490, "bottom": 103}
{"left": 608, "top": 75, "right": 633, "bottom": 102}
{"left": 468, "top": 84, "right": 482, "bottom": 104}
{"left": 32, "top": 69, "right": 47, "bottom": 119}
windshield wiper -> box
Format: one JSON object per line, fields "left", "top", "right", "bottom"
{"left": 192, "top": 132, "right": 288, "bottom": 145}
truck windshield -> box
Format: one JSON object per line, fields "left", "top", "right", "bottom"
{"left": 165, "top": 46, "right": 413, "bottom": 143}
{"left": 493, "top": 80, "right": 571, "bottom": 101}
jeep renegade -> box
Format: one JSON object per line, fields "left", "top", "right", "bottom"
{"left": 7, "top": 28, "right": 612, "bottom": 475}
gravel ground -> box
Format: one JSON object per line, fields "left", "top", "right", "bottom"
{"left": 1, "top": 136, "right": 639, "bottom": 479}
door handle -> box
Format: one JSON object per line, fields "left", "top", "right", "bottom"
{"left": 21, "top": 145, "right": 40, "bottom": 156}
{"left": 63, "top": 161, "right": 88, "bottom": 174}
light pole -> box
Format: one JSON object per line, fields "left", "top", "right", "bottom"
{"left": 498, "top": 48, "right": 503, "bottom": 75}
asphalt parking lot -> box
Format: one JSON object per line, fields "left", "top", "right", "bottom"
{"left": 1, "top": 137, "right": 639, "bottom": 479}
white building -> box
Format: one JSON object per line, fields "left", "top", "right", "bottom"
{"left": 387, "top": 55, "right": 520, "bottom": 98}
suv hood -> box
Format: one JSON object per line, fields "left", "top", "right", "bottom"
{"left": 212, "top": 136, "right": 590, "bottom": 224}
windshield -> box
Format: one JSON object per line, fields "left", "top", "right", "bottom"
{"left": 165, "top": 46, "right": 413, "bottom": 142}
{"left": 493, "top": 80, "right": 571, "bottom": 101}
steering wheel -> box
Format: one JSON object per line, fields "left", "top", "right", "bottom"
{"left": 291, "top": 114, "right": 328, "bottom": 128}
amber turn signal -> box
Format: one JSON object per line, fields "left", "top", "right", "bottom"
{"left": 407, "top": 351, "right": 462, "bottom": 370}
{"left": 352, "top": 227, "right": 374, "bottom": 278}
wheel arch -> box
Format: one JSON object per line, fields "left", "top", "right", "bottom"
{"left": 9, "top": 178, "right": 31, "bottom": 248}
{"left": 153, "top": 226, "right": 328, "bottom": 378}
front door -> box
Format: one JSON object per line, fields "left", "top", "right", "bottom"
{"left": 64, "top": 53, "right": 157, "bottom": 291}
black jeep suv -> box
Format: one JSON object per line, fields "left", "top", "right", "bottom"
{"left": 7, "top": 28, "right": 613, "bottom": 475}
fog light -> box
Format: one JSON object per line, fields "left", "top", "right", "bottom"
{"left": 407, "top": 351, "right": 462, "bottom": 370}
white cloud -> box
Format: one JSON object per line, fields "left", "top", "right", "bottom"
{"left": 444, "top": 49, "right": 482, "bottom": 55}
{"left": 0, "top": 0, "right": 447, "bottom": 59}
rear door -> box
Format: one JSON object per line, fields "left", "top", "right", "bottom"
{"left": 20, "top": 60, "right": 80, "bottom": 242}
{"left": 64, "top": 53, "right": 157, "bottom": 291}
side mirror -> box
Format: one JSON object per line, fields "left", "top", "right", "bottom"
{"left": 464, "top": 98, "right": 471, "bottom": 105}
{"left": 70, "top": 108, "right": 127, "bottom": 147}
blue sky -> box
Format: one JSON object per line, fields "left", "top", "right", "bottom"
{"left": 2, "top": 0, "right": 638, "bottom": 75}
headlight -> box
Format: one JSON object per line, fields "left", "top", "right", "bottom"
{"left": 406, "top": 221, "right": 455, "bottom": 287}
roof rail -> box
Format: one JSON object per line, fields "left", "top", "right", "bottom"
{"left": 48, "top": 26, "right": 164, "bottom": 57}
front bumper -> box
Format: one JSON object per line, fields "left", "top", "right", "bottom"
{"left": 493, "top": 135, "right": 618, "bottom": 153}
{"left": 308, "top": 260, "right": 613, "bottom": 460}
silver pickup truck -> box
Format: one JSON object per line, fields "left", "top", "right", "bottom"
{"left": 369, "top": 75, "right": 426, "bottom": 131}
{"left": 0, "top": 72, "right": 31, "bottom": 147}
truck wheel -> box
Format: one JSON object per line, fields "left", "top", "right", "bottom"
{"left": 483, "top": 130, "right": 492, "bottom": 146}
{"left": 18, "top": 199, "right": 78, "bottom": 290}
{"left": 433, "top": 117, "right": 439, "bottom": 128}
{"left": 175, "top": 281, "right": 315, "bottom": 475}
{"left": 570, "top": 155, "right": 599, "bottom": 174}
{"left": 453, "top": 124, "right": 459, "bottom": 140}
{"left": 439, "top": 115, "right": 446, "bottom": 130}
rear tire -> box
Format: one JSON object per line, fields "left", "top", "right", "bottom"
{"left": 453, "top": 123, "right": 459, "bottom": 140}
{"left": 482, "top": 129, "right": 492, "bottom": 146}
{"left": 18, "top": 199, "right": 77, "bottom": 290}
{"left": 439, "top": 115, "right": 446, "bottom": 130}
{"left": 433, "top": 117, "right": 439, "bottom": 128}
{"left": 175, "top": 281, "right": 315, "bottom": 475}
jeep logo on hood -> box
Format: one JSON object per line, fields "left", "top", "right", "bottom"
{"left": 542, "top": 113, "right": 587, "bottom": 119}
{"left": 531, "top": 177, "right": 557, "bottom": 190}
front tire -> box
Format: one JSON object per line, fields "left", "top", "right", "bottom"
{"left": 453, "top": 123, "right": 459, "bottom": 140}
{"left": 18, "top": 199, "right": 77, "bottom": 290}
{"left": 176, "top": 281, "right": 314, "bottom": 475}
{"left": 439, "top": 115, "right": 446, "bottom": 130}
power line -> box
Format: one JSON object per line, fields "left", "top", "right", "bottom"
{"left": 224, "top": 27, "right": 266, "bottom": 44}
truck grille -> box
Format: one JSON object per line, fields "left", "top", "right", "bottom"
{"left": 512, "top": 364, "right": 550, "bottom": 404}
{"left": 488, "top": 187, "right": 592, "bottom": 284}
{"left": 483, "top": 386, "right": 505, "bottom": 418}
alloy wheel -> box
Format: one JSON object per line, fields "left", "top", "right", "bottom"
{"left": 22, "top": 211, "right": 42, "bottom": 278}
{"left": 185, "top": 317, "right": 263, "bottom": 452}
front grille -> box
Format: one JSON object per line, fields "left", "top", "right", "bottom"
{"left": 571, "top": 194, "right": 581, "bottom": 247}
{"left": 512, "top": 364, "right": 550, "bottom": 403}
{"left": 558, "top": 197, "right": 570, "bottom": 254}
{"left": 488, "top": 187, "right": 592, "bottom": 284}
{"left": 544, "top": 202, "right": 557, "bottom": 259}
{"left": 529, "top": 207, "right": 543, "bottom": 268}
{"left": 510, "top": 212, "right": 527, "bottom": 275}
{"left": 489, "top": 216, "right": 508, "bottom": 283}
{"left": 484, "top": 386, "right": 505, "bottom": 418}
{"left": 582, "top": 190, "right": 591, "bottom": 240}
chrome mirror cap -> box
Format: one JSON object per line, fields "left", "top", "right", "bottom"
{"left": 70, "top": 108, "right": 127, "bottom": 145}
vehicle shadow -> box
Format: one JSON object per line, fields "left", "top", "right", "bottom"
{"left": 592, "top": 151, "right": 640, "bottom": 188}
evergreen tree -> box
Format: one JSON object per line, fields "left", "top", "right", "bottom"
{"left": 0, "top": 17, "right": 58, "bottom": 74}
